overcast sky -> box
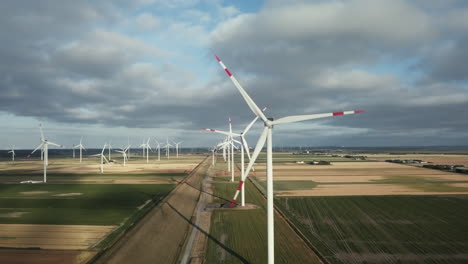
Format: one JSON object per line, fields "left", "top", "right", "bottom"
{"left": 1, "top": 0, "right": 468, "bottom": 149}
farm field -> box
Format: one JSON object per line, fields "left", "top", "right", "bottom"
{"left": 0, "top": 154, "right": 206, "bottom": 264}
{"left": 239, "top": 153, "right": 363, "bottom": 164}
{"left": 365, "top": 153, "right": 468, "bottom": 166}
{"left": 205, "top": 162, "right": 322, "bottom": 264}
{"left": 276, "top": 195, "right": 468, "bottom": 263}
{"left": 252, "top": 162, "right": 468, "bottom": 196}
{"left": 0, "top": 154, "right": 205, "bottom": 175}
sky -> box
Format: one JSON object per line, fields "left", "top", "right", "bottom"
{"left": 1, "top": 0, "right": 468, "bottom": 149}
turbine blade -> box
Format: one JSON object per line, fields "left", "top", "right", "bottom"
{"left": 31, "top": 143, "right": 44, "bottom": 154}
{"left": 272, "top": 110, "right": 365, "bottom": 125}
{"left": 243, "top": 104, "right": 269, "bottom": 135}
{"left": 242, "top": 126, "right": 268, "bottom": 180}
{"left": 47, "top": 141, "right": 61, "bottom": 147}
{"left": 202, "top": 128, "right": 239, "bottom": 137}
{"left": 229, "top": 127, "right": 268, "bottom": 207}
{"left": 39, "top": 124, "right": 45, "bottom": 142}
{"left": 215, "top": 55, "right": 268, "bottom": 122}
{"left": 241, "top": 136, "right": 252, "bottom": 161}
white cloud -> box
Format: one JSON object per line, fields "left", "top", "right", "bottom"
{"left": 135, "top": 13, "right": 160, "bottom": 31}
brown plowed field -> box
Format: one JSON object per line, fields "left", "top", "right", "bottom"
{"left": 0, "top": 249, "right": 96, "bottom": 264}
{"left": 0, "top": 224, "right": 116, "bottom": 250}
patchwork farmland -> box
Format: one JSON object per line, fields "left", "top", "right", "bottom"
{"left": 0, "top": 154, "right": 206, "bottom": 264}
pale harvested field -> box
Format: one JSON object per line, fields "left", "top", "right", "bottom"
{"left": 0, "top": 224, "right": 116, "bottom": 250}
{"left": 366, "top": 154, "right": 468, "bottom": 166}
{"left": 0, "top": 155, "right": 205, "bottom": 175}
{"left": 0, "top": 175, "right": 178, "bottom": 184}
{"left": 0, "top": 249, "right": 96, "bottom": 264}
{"left": 277, "top": 184, "right": 468, "bottom": 197}
{"left": 253, "top": 162, "right": 468, "bottom": 183}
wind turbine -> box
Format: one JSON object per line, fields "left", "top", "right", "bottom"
{"left": 215, "top": 54, "right": 364, "bottom": 264}
{"left": 115, "top": 145, "right": 129, "bottom": 166}
{"left": 164, "top": 138, "right": 173, "bottom": 159}
{"left": 172, "top": 141, "right": 182, "bottom": 158}
{"left": 127, "top": 136, "right": 131, "bottom": 160}
{"left": 108, "top": 141, "right": 112, "bottom": 161}
{"left": 73, "top": 137, "right": 86, "bottom": 163}
{"left": 30, "top": 124, "right": 62, "bottom": 183}
{"left": 91, "top": 144, "right": 108, "bottom": 173}
{"left": 203, "top": 110, "right": 267, "bottom": 206}
{"left": 8, "top": 145, "right": 16, "bottom": 161}
{"left": 140, "top": 137, "right": 151, "bottom": 163}
{"left": 154, "top": 140, "right": 161, "bottom": 161}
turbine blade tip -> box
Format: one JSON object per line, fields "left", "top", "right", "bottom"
{"left": 355, "top": 110, "right": 365, "bottom": 114}
{"left": 215, "top": 54, "right": 221, "bottom": 62}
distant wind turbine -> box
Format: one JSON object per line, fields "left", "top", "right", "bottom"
{"left": 91, "top": 144, "right": 108, "bottom": 173}
{"left": 8, "top": 145, "right": 16, "bottom": 161}
{"left": 30, "top": 124, "right": 62, "bottom": 183}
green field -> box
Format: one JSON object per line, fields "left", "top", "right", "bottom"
{"left": 206, "top": 181, "right": 322, "bottom": 264}
{"left": 0, "top": 184, "right": 174, "bottom": 225}
{"left": 276, "top": 195, "right": 468, "bottom": 264}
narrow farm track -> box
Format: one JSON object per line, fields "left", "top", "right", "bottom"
{"left": 92, "top": 156, "right": 210, "bottom": 264}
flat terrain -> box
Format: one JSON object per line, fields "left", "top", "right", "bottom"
{"left": 276, "top": 195, "right": 468, "bottom": 263}
{"left": 205, "top": 161, "right": 323, "bottom": 264}
{"left": 0, "top": 154, "right": 206, "bottom": 264}
{"left": 96, "top": 156, "right": 210, "bottom": 264}
{"left": 252, "top": 162, "right": 468, "bottom": 196}
{"left": 366, "top": 153, "right": 468, "bottom": 166}
{"left": 0, "top": 249, "right": 96, "bottom": 264}
{"left": 0, "top": 224, "right": 115, "bottom": 250}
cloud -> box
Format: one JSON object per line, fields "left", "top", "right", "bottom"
{"left": 135, "top": 13, "right": 160, "bottom": 31}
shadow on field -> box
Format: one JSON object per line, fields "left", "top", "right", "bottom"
{"left": 183, "top": 181, "right": 232, "bottom": 203}
{"left": 165, "top": 201, "right": 249, "bottom": 264}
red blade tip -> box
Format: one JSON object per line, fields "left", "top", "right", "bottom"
{"left": 355, "top": 110, "right": 365, "bottom": 114}
{"left": 215, "top": 55, "right": 221, "bottom": 62}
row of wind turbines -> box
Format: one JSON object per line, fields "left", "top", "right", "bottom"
{"left": 10, "top": 124, "right": 183, "bottom": 183}
{"left": 206, "top": 54, "right": 364, "bottom": 264}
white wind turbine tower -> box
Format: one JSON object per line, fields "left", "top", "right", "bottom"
{"left": 164, "top": 138, "right": 173, "bottom": 159}
{"left": 154, "top": 140, "right": 161, "bottom": 161}
{"left": 127, "top": 136, "right": 131, "bottom": 160}
{"left": 91, "top": 144, "right": 108, "bottom": 173}
{"left": 172, "top": 141, "right": 182, "bottom": 158}
{"left": 30, "top": 124, "right": 63, "bottom": 183}
{"left": 108, "top": 141, "right": 112, "bottom": 161}
{"left": 73, "top": 137, "right": 86, "bottom": 163}
{"left": 140, "top": 137, "right": 151, "bottom": 163}
{"left": 8, "top": 145, "right": 16, "bottom": 161}
{"left": 215, "top": 54, "right": 364, "bottom": 264}
{"left": 115, "top": 145, "right": 129, "bottom": 166}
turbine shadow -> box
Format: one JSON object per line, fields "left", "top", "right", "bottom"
{"left": 183, "top": 181, "right": 231, "bottom": 203}
{"left": 165, "top": 201, "right": 249, "bottom": 264}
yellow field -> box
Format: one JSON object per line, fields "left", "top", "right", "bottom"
{"left": 253, "top": 162, "right": 468, "bottom": 196}
{"left": 0, "top": 224, "right": 116, "bottom": 250}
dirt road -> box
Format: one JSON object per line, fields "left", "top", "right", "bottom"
{"left": 94, "top": 156, "right": 210, "bottom": 264}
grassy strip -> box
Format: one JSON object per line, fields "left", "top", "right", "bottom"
{"left": 276, "top": 195, "right": 468, "bottom": 264}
